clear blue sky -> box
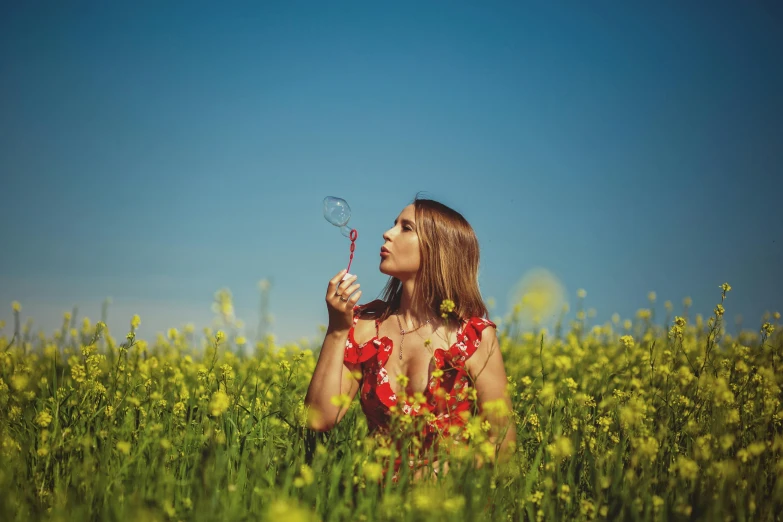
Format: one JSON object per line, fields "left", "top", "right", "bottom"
{"left": 1, "top": 1, "right": 781, "bottom": 344}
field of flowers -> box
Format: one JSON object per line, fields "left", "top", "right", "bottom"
{"left": 0, "top": 284, "right": 781, "bottom": 521}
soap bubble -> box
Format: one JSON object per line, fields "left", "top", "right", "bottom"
{"left": 323, "top": 196, "right": 353, "bottom": 237}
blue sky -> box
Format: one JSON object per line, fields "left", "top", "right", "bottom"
{"left": 1, "top": 1, "right": 781, "bottom": 345}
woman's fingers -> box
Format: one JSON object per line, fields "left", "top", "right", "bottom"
{"left": 347, "top": 290, "right": 362, "bottom": 306}
{"left": 335, "top": 283, "right": 360, "bottom": 306}
{"left": 335, "top": 275, "right": 358, "bottom": 297}
{"left": 340, "top": 282, "right": 360, "bottom": 297}
{"left": 326, "top": 270, "right": 360, "bottom": 308}
{"left": 327, "top": 270, "right": 348, "bottom": 292}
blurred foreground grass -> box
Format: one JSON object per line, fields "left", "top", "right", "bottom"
{"left": 0, "top": 285, "right": 781, "bottom": 521}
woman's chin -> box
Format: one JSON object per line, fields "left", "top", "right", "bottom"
{"left": 379, "top": 261, "right": 394, "bottom": 277}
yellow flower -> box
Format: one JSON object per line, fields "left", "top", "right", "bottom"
{"left": 413, "top": 489, "right": 435, "bottom": 511}
{"left": 675, "top": 456, "right": 699, "bottom": 481}
{"left": 266, "top": 499, "right": 314, "bottom": 522}
{"left": 747, "top": 442, "right": 766, "bottom": 457}
{"left": 443, "top": 496, "right": 466, "bottom": 514}
{"left": 647, "top": 291, "right": 657, "bottom": 302}
{"left": 714, "top": 304, "right": 725, "bottom": 317}
{"left": 220, "top": 363, "right": 235, "bottom": 381}
{"left": 215, "top": 330, "right": 226, "bottom": 343}
{"left": 209, "top": 390, "right": 230, "bottom": 416}
{"left": 736, "top": 448, "right": 751, "bottom": 463}
{"left": 11, "top": 301, "right": 21, "bottom": 313}
{"left": 130, "top": 314, "right": 141, "bottom": 329}
{"left": 720, "top": 282, "right": 732, "bottom": 294}
{"left": 10, "top": 374, "right": 29, "bottom": 391}
{"left": 620, "top": 335, "right": 635, "bottom": 349}
{"left": 480, "top": 440, "right": 495, "bottom": 460}
{"left": 395, "top": 374, "right": 410, "bottom": 387}
{"left": 539, "top": 382, "right": 556, "bottom": 406}
{"left": 117, "top": 441, "right": 132, "bottom": 455}
{"left": 363, "top": 462, "right": 383, "bottom": 482}
{"left": 726, "top": 408, "right": 740, "bottom": 424}
{"left": 559, "top": 484, "right": 571, "bottom": 503}
{"left": 293, "top": 464, "right": 314, "bottom": 487}
{"left": 439, "top": 299, "right": 456, "bottom": 318}
{"left": 577, "top": 289, "right": 587, "bottom": 299}
{"left": 330, "top": 394, "right": 352, "bottom": 409}
{"left": 631, "top": 436, "right": 659, "bottom": 464}
{"left": 719, "top": 434, "right": 735, "bottom": 451}
{"left": 35, "top": 411, "right": 53, "bottom": 428}
{"left": 580, "top": 500, "right": 596, "bottom": 517}
{"left": 547, "top": 435, "right": 574, "bottom": 460}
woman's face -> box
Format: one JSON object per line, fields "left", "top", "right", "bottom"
{"left": 380, "top": 204, "right": 421, "bottom": 279}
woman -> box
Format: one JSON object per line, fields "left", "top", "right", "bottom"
{"left": 304, "top": 196, "right": 516, "bottom": 479}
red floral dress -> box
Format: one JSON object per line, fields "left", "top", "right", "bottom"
{"left": 343, "top": 303, "right": 497, "bottom": 475}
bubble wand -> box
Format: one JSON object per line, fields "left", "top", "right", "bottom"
{"left": 323, "top": 196, "right": 358, "bottom": 278}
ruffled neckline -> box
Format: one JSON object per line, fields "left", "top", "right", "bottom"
{"left": 348, "top": 317, "right": 486, "bottom": 410}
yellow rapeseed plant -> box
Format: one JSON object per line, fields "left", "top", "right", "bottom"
{"left": 0, "top": 282, "right": 779, "bottom": 521}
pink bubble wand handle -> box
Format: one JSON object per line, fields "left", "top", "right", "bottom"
{"left": 346, "top": 229, "right": 358, "bottom": 274}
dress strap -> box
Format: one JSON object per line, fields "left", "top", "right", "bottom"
{"left": 353, "top": 311, "right": 361, "bottom": 326}
{"left": 374, "top": 318, "right": 381, "bottom": 338}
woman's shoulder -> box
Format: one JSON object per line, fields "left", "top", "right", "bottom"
{"left": 354, "top": 299, "right": 387, "bottom": 320}
{"left": 349, "top": 299, "right": 387, "bottom": 346}
{"left": 461, "top": 315, "right": 497, "bottom": 336}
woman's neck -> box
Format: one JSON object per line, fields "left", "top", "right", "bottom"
{"left": 396, "top": 278, "right": 433, "bottom": 329}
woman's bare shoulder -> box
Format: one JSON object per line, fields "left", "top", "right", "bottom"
{"left": 352, "top": 300, "right": 386, "bottom": 344}
{"left": 356, "top": 299, "right": 386, "bottom": 319}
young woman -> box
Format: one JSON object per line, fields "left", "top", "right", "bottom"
{"left": 304, "top": 196, "right": 516, "bottom": 478}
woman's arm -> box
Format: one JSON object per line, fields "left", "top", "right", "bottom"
{"left": 468, "top": 326, "right": 517, "bottom": 462}
{"left": 303, "top": 270, "right": 363, "bottom": 431}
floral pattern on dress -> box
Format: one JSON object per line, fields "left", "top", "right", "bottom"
{"left": 343, "top": 304, "right": 497, "bottom": 453}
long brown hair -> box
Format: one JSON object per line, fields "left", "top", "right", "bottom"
{"left": 377, "top": 194, "right": 488, "bottom": 323}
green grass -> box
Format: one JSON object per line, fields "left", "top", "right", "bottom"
{"left": 0, "top": 289, "right": 781, "bottom": 521}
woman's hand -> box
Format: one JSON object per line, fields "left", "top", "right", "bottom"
{"left": 325, "top": 270, "right": 362, "bottom": 333}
